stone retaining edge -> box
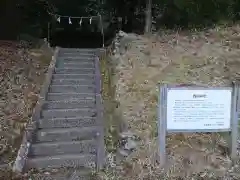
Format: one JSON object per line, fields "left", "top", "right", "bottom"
{"left": 94, "top": 50, "right": 106, "bottom": 170}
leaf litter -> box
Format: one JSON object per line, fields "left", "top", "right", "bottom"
{"left": 101, "top": 24, "right": 240, "bottom": 180}
{"left": 0, "top": 40, "right": 52, "bottom": 179}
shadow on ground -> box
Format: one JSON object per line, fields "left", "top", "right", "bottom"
{"left": 50, "top": 29, "right": 115, "bottom": 48}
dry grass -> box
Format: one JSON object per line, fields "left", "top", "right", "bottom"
{"left": 100, "top": 52, "right": 119, "bottom": 153}
{"left": 0, "top": 40, "right": 52, "bottom": 179}
{"left": 101, "top": 24, "right": 240, "bottom": 180}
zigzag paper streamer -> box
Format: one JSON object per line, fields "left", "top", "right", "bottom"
{"left": 79, "top": 18, "right": 82, "bottom": 26}
{"left": 57, "top": 17, "right": 60, "bottom": 23}
{"left": 69, "top": 17, "right": 72, "bottom": 24}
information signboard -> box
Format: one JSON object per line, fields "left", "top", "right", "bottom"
{"left": 167, "top": 89, "right": 232, "bottom": 131}
{"left": 157, "top": 83, "right": 239, "bottom": 166}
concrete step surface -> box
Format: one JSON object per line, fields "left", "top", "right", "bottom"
{"left": 57, "top": 61, "right": 94, "bottom": 66}
{"left": 49, "top": 85, "right": 95, "bottom": 93}
{"left": 53, "top": 74, "right": 94, "bottom": 80}
{"left": 51, "top": 78, "right": 95, "bottom": 86}
{"left": 59, "top": 60, "right": 94, "bottom": 65}
{"left": 58, "top": 57, "right": 94, "bottom": 62}
{"left": 29, "top": 140, "right": 97, "bottom": 157}
{"left": 59, "top": 53, "right": 95, "bottom": 58}
{"left": 59, "top": 48, "right": 96, "bottom": 53}
{"left": 29, "top": 170, "right": 94, "bottom": 180}
{"left": 35, "top": 127, "right": 99, "bottom": 142}
{"left": 38, "top": 117, "right": 98, "bottom": 129}
{"left": 59, "top": 49, "right": 95, "bottom": 53}
{"left": 60, "top": 48, "right": 96, "bottom": 51}
{"left": 28, "top": 168, "right": 95, "bottom": 180}
{"left": 47, "top": 93, "right": 95, "bottom": 101}
{"left": 54, "top": 68, "right": 95, "bottom": 74}
{"left": 56, "top": 62, "right": 95, "bottom": 69}
{"left": 41, "top": 108, "right": 96, "bottom": 118}
{"left": 27, "top": 154, "right": 96, "bottom": 170}
{"left": 43, "top": 99, "right": 95, "bottom": 109}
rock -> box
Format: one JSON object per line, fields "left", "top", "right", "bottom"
{"left": 114, "top": 54, "right": 121, "bottom": 59}
{"left": 0, "top": 101, "right": 5, "bottom": 108}
{"left": 44, "top": 172, "right": 50, "bottom": 175}
{"left": 107, "top": 153, "right": 116, "bottom": 167}
{"left": 51, "top": 169, "right": 58, "bottom": 173}
{"left": 118, "top": 149, "right": 129, "bottom": 157}
{"left": 137, "top": 45, "right": 148, "bottom": 50}
{"left": 115, "top": 42, "right": 120, "bottom": 46}
{"left": 119, "top": 131, "right": 135, "bottom": 139}
{"left": 124, "top": 138, "right": 137, "bottom": 151}
{"left": 118, "top": 30, "right": 128, "bottom": 37}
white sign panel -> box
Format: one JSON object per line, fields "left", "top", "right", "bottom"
{"left": 167, "top": 89, "right": 232, "bottom": 130}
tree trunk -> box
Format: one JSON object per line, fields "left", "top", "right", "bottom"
{"left": 144, "top": 0, "right": 152, "bottom": 35}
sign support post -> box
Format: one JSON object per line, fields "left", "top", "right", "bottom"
{"left": 231, "top": 82, "right": 239, "bottom": 161}
{"left": 158, "top": 84, "right": 167, "bottom": 167}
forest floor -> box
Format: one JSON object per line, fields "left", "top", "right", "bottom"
{"left": 0, "top": 40, "right": 52, "bottom": 179}
{"left": 101, "top": 24, "right": 240, "bottom": 180}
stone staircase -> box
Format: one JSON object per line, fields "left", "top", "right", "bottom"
{"left": 14, "top": 48, "right": 105, "bottom": 179}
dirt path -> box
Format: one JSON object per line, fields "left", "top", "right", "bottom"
{"left": 103, "top": 25, "right": 240, "bottom": 180}
{"left": 0, "top": 40, "right": 52, "bottom": 179}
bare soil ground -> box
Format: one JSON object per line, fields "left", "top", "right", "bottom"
{"left": 0, "top": 40, "right": 52, "bottom": 179}
{"left": 102, "top": 24, "right": 240, "bottom": 180}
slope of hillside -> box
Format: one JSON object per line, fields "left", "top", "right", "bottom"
{"left": 0, "top": 40, "right": 52, "bottom": 179}
{"left": 102, "top": 25, "right": 240, "bottom": 180}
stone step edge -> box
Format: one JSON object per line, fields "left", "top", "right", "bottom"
{"left": 26, "top": 154, "right": 96, "bottom": 170}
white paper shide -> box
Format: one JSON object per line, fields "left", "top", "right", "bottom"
{"left": 167, "top": 89, "right": 232, "bottom": 130}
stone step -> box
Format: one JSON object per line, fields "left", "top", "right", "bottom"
{"left": 59, "top": 49, "right": 94, "bottom": 53}
{"left": 47, "top": 93, "right": 95, "bottom": 101}
{"left": 51, "top": 79, "right": 95, "bottom": 86}
{"left": 56, "top": 62, "right": 95, "bottom": 69}
{"left": 53, "top": 74, "right": 94, "bottom": 80}
{"left": 29, "top": 140, "right": 97, "bottom": 157}
{"left": 34, "top": 127, "right": 99, "bottom": 142}
{"left": 27, "top": 173, "right": 92, "bottom": 180}
{"left": 29, "top": 170, "right": 93, "bottom": 180}
{"left": 60, "top": 59, "right": 94, "bottom": 65}
{"left": 43, "top": 99, "right": 95, "bottom": 109}
{"left": 26, "top": 154, "right": 96, "bottom": 170}
{"left": 38, "top": 117, "right": 97, "bottom": 129}
{"left": 58, "top": 57, "right": 94, "bottom": 62}
{"left": 57, "top": 60, "right": 94, "bottom": 65}
{"left": 41, "top": 108, "right": 96, "bottom": 118}
{"left": 56, "top": 60, "right": 95, "bottom": 67}
{"left": 54, "top": 68, "right": 95, "bottom": 74}
{"left": 59, "top": 53, "right": 94, "bottom": 57}
{"left": 60, "top": 48, "right": 96, "bottom": 53}
{"left": 49, "top": 85, "right": 95, "bottom": 93}
{"left": 59, "top": 50, "right": 95, "bottom": 54}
